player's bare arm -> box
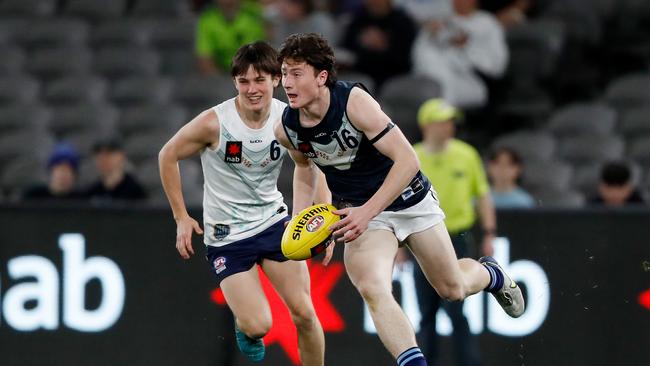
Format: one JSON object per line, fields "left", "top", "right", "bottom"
{"left": 274, "top": 119, "right": 320, "bottom": 214}
{"left": 330, "top": 87, "right": 421, "bottom": 243}
{"left": 275, "top": 119, "right": 334, "bottom": 265}
{"left": 159, "top": 109, "right": 220, "bottom": 259}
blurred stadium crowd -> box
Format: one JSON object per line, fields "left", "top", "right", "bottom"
{"left": 0, "top": 0, "right": 649, "bottom": 208}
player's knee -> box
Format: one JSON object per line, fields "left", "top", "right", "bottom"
{"left": 437, "top": 284, "right": 466, "bottom": 302}
{"left": 289, "top": 305, "right": 317, "bottom": 331}
{"left": 355, "top": 280, "right": 391, "bottom": 308}
{"left": 238, "top": 316, "right": 272, "bottom": 339}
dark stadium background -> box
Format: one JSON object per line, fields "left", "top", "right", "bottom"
{"left": 1, "top": 0, "right": 650, "bottom": 365}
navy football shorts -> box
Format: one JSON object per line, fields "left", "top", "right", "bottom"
{"left": 205, "top": 217, "right": 289, "bottom": 285}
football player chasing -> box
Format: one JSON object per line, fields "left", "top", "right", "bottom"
{"left": 159, "top": 41, "right": 326, "bottom": 365}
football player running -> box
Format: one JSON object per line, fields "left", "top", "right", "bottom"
{"left": 159, "top": 41, "right": 326, "bottom": 365}
{"left": 274, "top": 33, "right": 525, "bottom": 366}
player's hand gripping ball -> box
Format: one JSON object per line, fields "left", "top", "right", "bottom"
{"left": 281, "top": 204, "right": 341, "bottom": 260}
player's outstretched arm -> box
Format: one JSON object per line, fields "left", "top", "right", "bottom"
{"left": 330, "top": 87, "right": 420, "bottom": 243}
{"left": 159, "top": 109, "right": 219, "bottom": 259}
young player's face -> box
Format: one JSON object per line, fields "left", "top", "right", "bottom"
{"left": 234, "top": 65, "right": 279, "bottom": 113}
{"left": 281, "top": 59, "right": 326, "bottom": 109}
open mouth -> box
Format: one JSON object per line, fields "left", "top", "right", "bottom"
{"left": 247, "top": 96, "right": 262, "bottom": 104}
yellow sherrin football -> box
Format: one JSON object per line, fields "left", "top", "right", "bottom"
{"left": 281, "top": 204, "right": 341, "bottom": 260}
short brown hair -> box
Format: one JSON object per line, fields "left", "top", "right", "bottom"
{"left": 278, "top": 33, "right": 337, "bottom": 87}
{"left": 231, "top": 41, "right": 281, "bottom": 78}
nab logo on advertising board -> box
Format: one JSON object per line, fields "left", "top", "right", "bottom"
{"left": 364, "top": 237, "right": 551, "bottom": 337}
{"left": 0, "top": 233, "right": 125, "bottom": 332}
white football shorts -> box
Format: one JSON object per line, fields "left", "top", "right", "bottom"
{"left": 367, "top": 188, "right": 446, "bottom": 242}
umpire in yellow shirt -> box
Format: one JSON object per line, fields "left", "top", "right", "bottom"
{"left": 411, "top": 99, "right": 497, "bottom": 366}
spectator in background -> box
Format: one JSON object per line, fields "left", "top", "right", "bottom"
{"left": 328, "top": 0, "right": 363, "bottom": 16}
{"left": 394, "top": 0, "right": 452, "bottom": 25}
{"left": 22, "top": 143, "right": 84, "bottom": 202}
{"left": 590, "top": 161, "right": 645, "bottom": 207}
{"left": 86, "top": 137, "right": 147, "bottom": 203}
{"left": 339, "top": 0, "right": 417, "bottom": 88}
{"left": 265, "top": 0, "right": 337, "bottom": 47}
{"left": 412, "top": 0, "right": 508, "bottom": 108}
{"left": 408, "top": 98, "right": 496, "bottom": 366}
{"left": 487, "top": 147, "right": 535, "bottom": 208}
{"left": 480, "top": 0, "right": 541, "bottom": 29}
{"left": 196, "top": 0, "right": 266, "bottom": 74}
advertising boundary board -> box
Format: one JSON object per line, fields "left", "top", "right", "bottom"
{"left": 0, "top": 205, "right": 649, "bottom": 366}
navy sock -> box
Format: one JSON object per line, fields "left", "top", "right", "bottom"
{"left": 397, "top": 347, "right": 427, "bottom": 366}
{"left": 483, "top": 263, "right": 504, "bottom": 293}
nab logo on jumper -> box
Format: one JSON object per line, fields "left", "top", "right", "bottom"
{"left": 224, "top": 141, "right": 242, "bottom": 163}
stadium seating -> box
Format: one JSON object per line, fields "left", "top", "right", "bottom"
{"left": 94, "top": 46, "right": 160, "bottom": 78}
{"left": 379, "top": 74, "right": 442, "bottom": 120}
{"left": 604, "top": 72, "right": 650, "bottom": 109}
{"left": 627, "top": 137, "right": 650, "bottom": 165}
{"left": 136, "top": 157, "right": 203, "bottom": 206}
{"left": 546, "top": 102, "right": 617, "bottom": 137}
{"left": 522, "top": 160, "right": 573, "bottom": 193}
{"left": 0, "top": 0, "right": 645, "bottom": 206}
{"left": 63, "top": 0, "right": 127, "bottom": 21}
{"left": 558, "top": 135, "right": 625, "bottom": 165}
{"left": 505, "top": 19, "right": 565, "bottom": 83}
{"left": 491, "top": 130, "right": 557, "bottom": 162}
{"left": 90, "top": 20, "right": 152, "bottom": 49}
{"left": 16, "top": 19, "right": 89, "bottom": 50}
{"left": 572, "top": 162, "right": 603, "bottom": 195}
{"left": 494, "top": 83, "right": 555, "bottom": 128}
{"left": 130, "top": 0, "right": 192, "bottom": 18}
{"left": 118, "top": 103, "right": 186, "bottom": 137}
{"left": 0, "top": 103, "right": 50, "bottom": 134}
{"left": 618, "top": 106, "right": 650, "bottom": 138}
{"left": 0, "top": 130, "right": 53, "bottom": 167}
{"left": 148, "top": 19, "right": 195, "bottom": 50}
{"left": 109, "top": 76, "right": 172, "bottom": 107}
{"left": 48, "top": 103, "right": 118, "bottom": 142}
{"left": 0, "top": 155, "right": 48, "bottom": 198}
{"left": 0, "top": 0, "right": 56, "bottom": 18}
{"left": 26, "top": 46, "right": 92, "bottom": 80}
{"left": 0, "top": 75, "right": 40, "bottom": 105}
{"left": 173, "top": 75, "right": 234, "bottom": 115}
{"left": 44, "top": 75, "right": 109, "bottom": 106}
{"left": 123, "top": 132, "right": 174, "bottom": 165}
{"left": 0, "top": 46, "right": 24, "bottom": 75}
{"left": 379, "top": 74, "right": 441, "bottom": 143}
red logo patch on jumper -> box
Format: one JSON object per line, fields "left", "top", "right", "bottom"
{"left": 306, "top": 215, "right": 325, "bottom": 232}
{"left": 297, "top": 142, "right": 316, "bottom": 158}
{"left": 213, "top": 256, "right": 227, "bottom": 274}
{"left": 224, "top": 141, "right": 242, "bottom": 163}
